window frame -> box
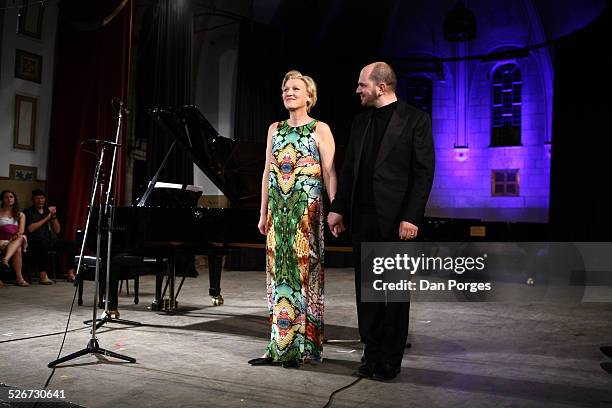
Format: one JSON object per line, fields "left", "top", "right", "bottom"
{"left": 491, "top": 63, "right": 522, "bottom": 147}
{"left": 491, "top": 169, "right": 520, "bottom": 197}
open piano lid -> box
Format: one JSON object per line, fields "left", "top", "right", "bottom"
{"left": 150, "top": 105, "right": 263, "bottom": 208}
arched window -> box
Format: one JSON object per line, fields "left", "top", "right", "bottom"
{"left": 405, "top": 75, "right": 432, "bottom": 115}
{"left": 491, "top": 63, "right": 521, "bottom": 146}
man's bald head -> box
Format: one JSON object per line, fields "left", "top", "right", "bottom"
{"left": 364, "top": 62, "right": 397, "bottom": 92}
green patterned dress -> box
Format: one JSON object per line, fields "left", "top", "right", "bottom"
{"left": 265, "top": 119, "right": 324, "bottom": 364}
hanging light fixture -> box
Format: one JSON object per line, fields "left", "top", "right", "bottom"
{"left": 443, "top": 1, "right": 476, "bottom": 42}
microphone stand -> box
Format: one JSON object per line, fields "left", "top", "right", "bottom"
{"left": 84, "top": 100, "right": 141, "bottom": 330}
{"left": 48, "top": 101, "right": 136, "bottom": 368}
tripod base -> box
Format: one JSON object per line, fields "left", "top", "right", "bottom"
{"left": 84, "top": 310, "right": 142, "bottom": 330}
{"left": 48, "top": 338, "right": 136, "bottom": 368}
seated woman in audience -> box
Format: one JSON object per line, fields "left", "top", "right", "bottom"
{"left": 0, "top": 190, "right": 29, "bottom": 286}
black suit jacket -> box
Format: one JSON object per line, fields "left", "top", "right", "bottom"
{"left": 331, "top": 100, "right": 435, "bottom": 236}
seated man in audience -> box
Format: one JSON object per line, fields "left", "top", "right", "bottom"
{"left": 23, "top": 190, "right": 77, "bottom": 283}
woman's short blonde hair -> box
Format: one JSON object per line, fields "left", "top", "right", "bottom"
{"left": 281, "top": 70, "right": 317, "bottom": 112}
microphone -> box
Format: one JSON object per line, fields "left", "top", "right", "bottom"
{"left": 111, "top": 97, "right": 129, "bottom": 115}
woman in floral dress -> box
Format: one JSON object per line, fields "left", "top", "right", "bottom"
{"left": 249, "top": 70, "right": 337, "bottom": 368}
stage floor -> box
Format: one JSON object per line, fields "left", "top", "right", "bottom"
{"left": 1, "top": 268, "right": 611, "bottom": 407}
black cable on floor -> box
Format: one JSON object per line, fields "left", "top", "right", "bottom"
{"left": 0, "top": 327, "right": 87, "bottom": 344}
{"left": 44, "top": 281, "right": 81, "bottom": 386}
{"left": 31, "top": 281, "right": 81, "bottom": 408}
{"left": 322, "top": 377, "right": 363, "bottom": 408}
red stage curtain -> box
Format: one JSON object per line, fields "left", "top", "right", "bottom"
{"left": 46, "top": 1, "right": 132, "bottom": 240}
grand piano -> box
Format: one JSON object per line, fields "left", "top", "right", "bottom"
{"left": 108, "top": 105, "right": 266, "bottom": 310}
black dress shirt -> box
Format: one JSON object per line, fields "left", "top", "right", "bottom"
{"left": 354, "top": 101, "right": 398, "bottom": 213}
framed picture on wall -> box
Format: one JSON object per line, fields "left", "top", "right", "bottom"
{"left": 14, "top": 94, "right": 37, "bottom": 151}
{"left": 9, "top": 164, "right": 38, "bottom": 182}
{"left": 17, "top": 0, "right": 44, "bottom": 40}
{"left": 14, "top": 49, "right": 42, "bottom": 83}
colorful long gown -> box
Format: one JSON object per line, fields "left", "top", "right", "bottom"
{"left": 265, "top": 119, "right": 324, "bottom": 364}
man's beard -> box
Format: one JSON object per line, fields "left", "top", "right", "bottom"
{"left": 361, "top": 93, "right": 377, "bottom": 107}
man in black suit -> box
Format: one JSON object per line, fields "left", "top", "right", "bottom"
{"left": 328, "top": 62, "right": 435, "bottom": 381}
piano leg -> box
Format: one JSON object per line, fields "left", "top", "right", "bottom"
{"left": 151, "top": 257, "right": 164, "bottom": 311}
{"left": 134, "top": 275, "right": 139, "bottom": 304}
{"left": 208, "top": 254, "right": 224, "bottom": 306}
{"left": 78, "top": 274, "right": 84, "bottom": 306}
{"left": 169, "top": 255, "right": 176, "bottom": 310}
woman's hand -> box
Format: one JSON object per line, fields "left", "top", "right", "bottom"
{"left": 258, "top": 214, "right": 269, "bottom": 236}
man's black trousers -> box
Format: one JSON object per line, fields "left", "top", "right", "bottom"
{"left": 352, "top": 211, "right": 410, "bottom": 368}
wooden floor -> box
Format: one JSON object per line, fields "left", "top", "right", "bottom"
{"left": 1, "top": 268, "right": 612, "bottom": 407}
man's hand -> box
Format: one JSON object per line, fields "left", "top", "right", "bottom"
{"left": 48, "top": 205, "right": 61, "bottom": 235}
{"left": 327, "top": 212, "right": 346, "bottom": 237}
{"left": 399, "top": 221, "right": 418, "bottom": 240}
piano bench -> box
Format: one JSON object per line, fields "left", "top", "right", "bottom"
{"left": 75, "top": 255, "right": 143, "bottom": 307}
